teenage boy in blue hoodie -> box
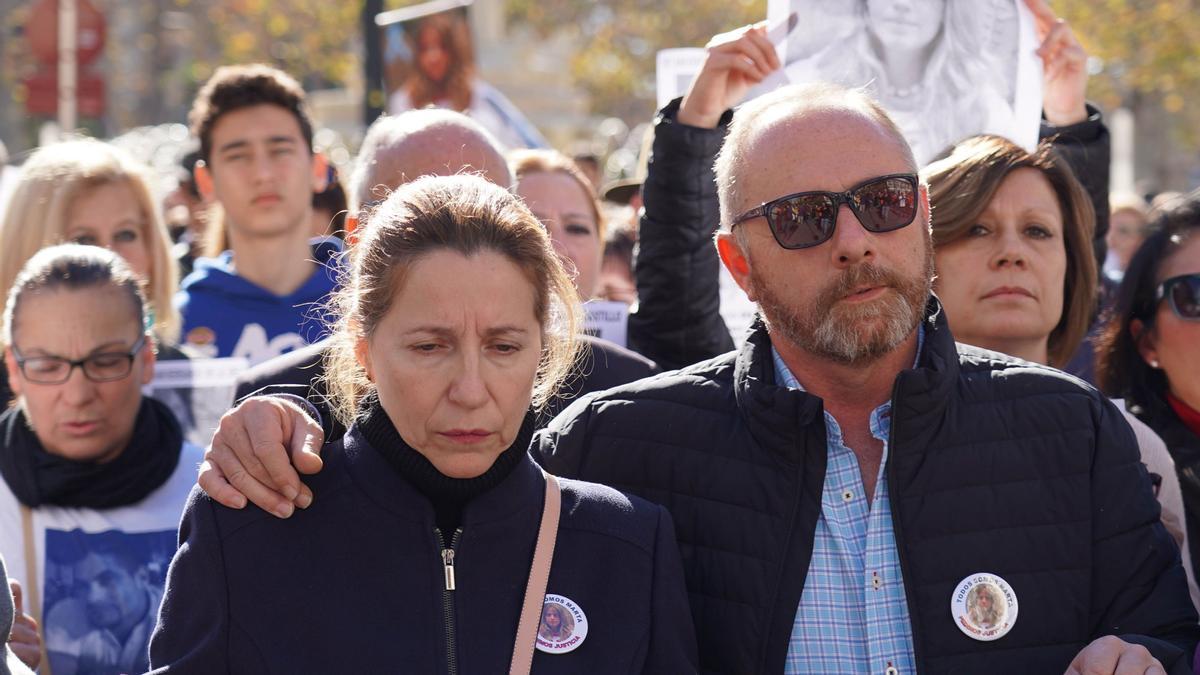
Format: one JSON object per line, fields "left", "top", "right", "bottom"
{"left": 176, "top": 64, "right": 337, "bottom": 365}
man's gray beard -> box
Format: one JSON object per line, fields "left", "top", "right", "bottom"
{"left": 750, "top": 248, "right": 934, "bottom": 367}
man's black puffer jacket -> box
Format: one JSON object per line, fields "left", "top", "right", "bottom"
{"left": 626, "top": 100, "right": 735, "bottom": 371}
{"left": 536, "top": 299, "right": 1199, "bottom": 675}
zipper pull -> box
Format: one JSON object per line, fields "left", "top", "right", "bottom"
{"left": 442, "top": 548, "right": 456, "bottom": 591}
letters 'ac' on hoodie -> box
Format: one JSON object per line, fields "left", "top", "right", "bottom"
{"left": 174, "top": 239, "right": 341, "bottom": 366}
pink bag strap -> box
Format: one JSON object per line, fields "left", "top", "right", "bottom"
{"left": 509, "top": 471, "right": 561, "bottom": 675}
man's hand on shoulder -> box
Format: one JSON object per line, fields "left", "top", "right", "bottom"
{"left": 1064, "top": 636, "right": 1165, "bottom": 675}
{"left": 198, "top": 395, "right": 325, "bottom": 518}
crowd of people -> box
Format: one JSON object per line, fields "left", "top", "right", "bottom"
{"left": 2, "top": 0, "right": 1200, "bottom": 673}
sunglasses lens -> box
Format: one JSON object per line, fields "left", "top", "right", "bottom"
{"left": 852, "top": 176, "right": 918, "bottom": 232}
{"left": 767, "top": 195, "right": 837, "bottom": 249}
{"left": 1169, "top": 275, "right": 1200, "bottom": 319}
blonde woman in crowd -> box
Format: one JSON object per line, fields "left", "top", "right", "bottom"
{"left": 0, "top": 139, "right": 181, "bottom": 358}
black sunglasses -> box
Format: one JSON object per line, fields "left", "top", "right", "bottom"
{"left": 1156, "top": 273, "right": 1200, "bottom": 320}
{"left": 730, "top": 173, "right": 920, "bottom": 250}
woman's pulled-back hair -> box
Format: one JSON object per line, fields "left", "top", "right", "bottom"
{"left": 922, "top": 135, "right": 1098, "bottom": 367}
{"left": 1096, "top": 191, "right": 1200, "bottom": 408}
{"left": 2, "top": 243, "right": 148, "bottom": 348}
{"left": 324, "top": 174, "right": 580, "bottom": 425}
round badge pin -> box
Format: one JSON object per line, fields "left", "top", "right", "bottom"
{"left": 535, "top": 594, "right": 588, "bottom": 654}
{"left": 950, "top": 572, "right": 1018, "bottom": 641}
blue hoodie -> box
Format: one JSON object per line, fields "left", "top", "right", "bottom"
{"left": 175, "top": 239, "right": 341, "bottom": 366}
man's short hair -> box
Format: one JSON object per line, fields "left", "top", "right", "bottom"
{"left": 189, "top": 64, "right": 314, "bottom": 165}
{"left": 713, "top": 82, "right": 916, "bottom": 231}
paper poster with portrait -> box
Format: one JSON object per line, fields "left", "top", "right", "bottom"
{"left": 766, "top": 0, "right": 1042, "bottom": 167}
{"left": 376, "top": 0, "right": 548, "bottom": 150}
{"left": 146, "top": 357, "right": 247, "bottom": 448}
{"left": 41, "top": 528, "right": 176, "bottom": 675}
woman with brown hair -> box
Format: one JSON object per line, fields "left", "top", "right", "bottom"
{"left": 510, "top": 149, "right": 606, "bottom": 301}
{"left": 924, "top": 135, "right": 1198, "bottom": 604}
{"left": 387, "top": 12, "right": 548, "bottom": 151}
{"left": 1095, "top": 193, "right": 1200, "bottom": 587}
{"left": 924, "top": 135, "right": 1095, "bottom": 368}
{"left": 149, "top": 175, "right": 696, "bottom": 673}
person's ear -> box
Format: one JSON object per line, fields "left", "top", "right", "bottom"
{"left": 1130, "top": 318, "right": 1161, "bottom": 369}
{"left": 919, "top": 183, "right": 932, "bottom": 232}
{"left": 4, "top": 348, "right": 22, "bottom": 398}
{"left": 140, "top": 334, "right": 157, "bottom": 386}
{"left": 312, "top": 153, "right": 329, "bottom": 193}
{"left": 194, "top": 161, "right": 215, "bottom": 201}
{"left": 354, "top": 334, "right": 374, "bottom": 382}
{"left": 716, "top": 231, "right": 757, "bottom": 302}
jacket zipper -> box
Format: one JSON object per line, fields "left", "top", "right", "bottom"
{"left": 438, "top": 527, "right": 463, "bottom": 675}
{"left": 885, "top": 378, "right": 924, "bottom": 673}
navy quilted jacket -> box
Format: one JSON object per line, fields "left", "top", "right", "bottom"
{"left": 536, "top": 301, "right": 1199, "bottom": 674}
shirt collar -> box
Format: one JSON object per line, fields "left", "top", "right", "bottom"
{"left": 772, "top": 324, "right": 926, "bottom": 393}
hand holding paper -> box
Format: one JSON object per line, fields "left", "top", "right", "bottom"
{"left": 678, "top": 22, "right": 781, "bottom": 129}
{"left": 1025, "top": 0, "right": 1089, "bottom": 126}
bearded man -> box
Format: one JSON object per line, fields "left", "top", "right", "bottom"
{"left": 195, "top": 27, "right": 1197, "bottom": 675}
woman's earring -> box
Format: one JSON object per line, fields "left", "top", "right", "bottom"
{"left": 1150, "top": 360, "right": 1160, "bottom": 369}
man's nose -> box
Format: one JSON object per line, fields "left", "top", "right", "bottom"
{"left": 827, "top": 203, "right": 875, "bottom": 268}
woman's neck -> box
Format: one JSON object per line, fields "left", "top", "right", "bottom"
{"left": 958, "top": 334, "right": 1050, "bottom": 366}
{"left": 226, "top": 226, "right": 315, "bottom": 296}
{"left": 1167, "top": 390, "right": 1200, "bottom": 437}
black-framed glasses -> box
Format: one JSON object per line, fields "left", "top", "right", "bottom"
{"left": 11, "top": 335, "right": 147, "bottom": 385}
{"left": 730, "top": 173, "right": 920, "bottom": 250}
{"left": 1156, "top": 273, "right": 1200, "bottom": 320}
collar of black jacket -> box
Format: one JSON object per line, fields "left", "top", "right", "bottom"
{"left": 732, "top": 294, "right": 960, "bottom": 455}
{"left": 341, "top": 407, "right": 544, "bottom": 529}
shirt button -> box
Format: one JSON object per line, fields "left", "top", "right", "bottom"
{"left": 842, "top": 489, "right": 854, "bottom": 502}
{"left": 871, "top": 572, "right": 882, "bottom": 589}
{"left": 886, "top": 667, "right": 899, "bottom": 675}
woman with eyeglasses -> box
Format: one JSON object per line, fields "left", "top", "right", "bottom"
{"left": 1096, "top": 192, "right": 1200, "bottom": 585}
{"left": 0, "top": 245, "right": 201, "bottom": 675}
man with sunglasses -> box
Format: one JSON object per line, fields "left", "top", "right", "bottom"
{"left": 192, "top": 28, "right": 1196, "bottom": 675}
{"left": 546, "top": 72, "right": 1196, "bottom": 672}
{"left": 200, "top": 86, "right": 1199, "bottom": 675}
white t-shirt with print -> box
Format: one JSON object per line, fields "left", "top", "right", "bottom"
{"left": 0, "top": 442, "right": 202, "bottom": 675}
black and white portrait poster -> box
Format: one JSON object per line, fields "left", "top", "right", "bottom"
{"left": 767, "top": 0, "right": 1042, "bottom": 167}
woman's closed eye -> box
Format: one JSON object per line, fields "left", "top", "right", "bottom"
{"left": 564, "top": 221, "right": 595, "bottom": 237}
{"left": 410, "top": 342, "right": 446, "bottom": 354}
{"left": 489, "top": 342, "right": 522, "bottom": 355}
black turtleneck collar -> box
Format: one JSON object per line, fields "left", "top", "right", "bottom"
{"left": 357, "top": 396, "right": 536, "bottom": 546}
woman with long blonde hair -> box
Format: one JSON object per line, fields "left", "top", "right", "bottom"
{"left": 0, "top": 139, "right": 181, "bottom": 354}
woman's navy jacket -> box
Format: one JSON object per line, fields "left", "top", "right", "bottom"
{"left": 148, "top": 425, "right": 698, "bottom": 674}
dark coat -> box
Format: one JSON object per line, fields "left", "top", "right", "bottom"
{"left": 1137, "top": 397, "right": 1200, "bottom": 585}
{"left": 535, "top": 301, "right": 1199, "bottom": 675}
{"left": 233, "top": 334, "right": 659, "bottom": 440}
{"left": 630, "top": 99, "right": 1114, "bottom": 372}
{"left": 149, "top": 426, "right": 697, "bottom": 674}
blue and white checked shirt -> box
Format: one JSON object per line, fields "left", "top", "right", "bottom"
{"left": 775, "top": 330, "right": 923, "bottom": 675}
